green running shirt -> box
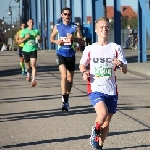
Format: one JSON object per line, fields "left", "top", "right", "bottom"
{"left": 20, "top": 28, "right": 40, "bottom": 52}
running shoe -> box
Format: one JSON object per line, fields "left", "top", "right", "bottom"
{"left": 95, "top": 145, "right": 103, "bottom": 150}
{"left": 31, "top": 80, "right": 37, "bottom": 87}
{"left": 22, "top": 71, "right": 25, "bottom": 75}
{"left": 62, "top": 102, "right": 69, "bottom": 111}
{"left": 26, "top": 76, "right": 31, "bottom": 82}
{"left": 90, "top": 126, "right": 101, "bottom": 148}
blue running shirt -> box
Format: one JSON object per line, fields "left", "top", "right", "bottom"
{"left": 56, "top": 23, "right": 77, "bottom": 57}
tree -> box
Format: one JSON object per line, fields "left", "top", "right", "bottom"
{"left": 109, "top": 18, "right": 114, "bottom": 30}
{"left": 128, "top": 17, "right": 138, "bottom": 28}
{"left": 121, "top": 16, "right": 128, "bottom": 29}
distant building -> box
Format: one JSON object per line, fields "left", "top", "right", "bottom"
{"left": 107, "top": 6, "right": 137, "bottom": 20}
{"left": 81, "top": 6, "right": 137, "bottom": 24}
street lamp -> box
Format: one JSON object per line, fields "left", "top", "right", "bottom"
{"left": 2, "top": 9, "right": 9, "bottom": 24}
{"left": 8, "top": 5, "right": 19, "bottom": 47}
{"left": 2, "top": 17, "right": 11, "bottom": 24}
{"left": 8, "top": 7, "right": 13, "bottom": 47}
{"left": 8, "top": 0, "right": 20, "bottom": 25}
{"left": 8, "top": 7, "right": 12, "bottom": 16}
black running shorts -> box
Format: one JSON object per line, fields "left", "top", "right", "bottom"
{"left": 57, "top": 54, "right": 76, "bottom": 71}
{"left": 22, "top": 51, "right": 37, "bottom": 63}
{"left": 18, "top": 46, "right": 23, "bottom": 57}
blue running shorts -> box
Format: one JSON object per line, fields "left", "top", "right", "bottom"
{"left": 88, "top": 92, "right": 118, "bottom": 114}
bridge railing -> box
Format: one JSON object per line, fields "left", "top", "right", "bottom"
{"left": 139, "top": 0, "right": 150, "bottom": 36}
{"left": 137, "top": 0, "right": 150, "bottom": 62}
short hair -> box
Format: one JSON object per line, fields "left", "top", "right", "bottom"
{"left": 95, "top": 17, "right": 109, "bottom": 24}
{"left": 61, "top": 7, "right": 72, "bottom": 14}
{"left": 28, "top": 18, "right": 34, "bottom": 22}
{"left": 95, "top": 17, "right": 109, "bottom": 28}
{"left": 21, "top": 22, "right": 25, "bottom": 24}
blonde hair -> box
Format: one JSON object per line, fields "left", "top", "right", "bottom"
{"left": 95, "top": 17, "right": 109, "bottom": 27}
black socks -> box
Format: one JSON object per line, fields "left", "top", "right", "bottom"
{"left": 62, "top": 94, "right": 69, "bottom": 103}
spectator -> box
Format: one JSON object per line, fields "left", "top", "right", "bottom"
{"left": 84, "top": 21, "right": 92, "bottom": 46}
{"left": 123, "top": 24, "right": 133, "bottom": 49}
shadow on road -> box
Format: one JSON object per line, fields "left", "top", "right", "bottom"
{"left": 126, "top": 54, "right": 150, "bottom": 63}
{"left": 2, "top": 134, "right": 90, "bottom": 148}
{"left": 2, "top": 130, "right": 150, "bottom": 149}
{"left": 0, "top": 104, "right": 94, "bottom": 122}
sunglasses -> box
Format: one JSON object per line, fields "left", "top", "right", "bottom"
{"left": 63, "top": 13, "right": 71, "bottom": 16}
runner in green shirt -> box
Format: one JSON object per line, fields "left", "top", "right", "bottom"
{"left": 18, "top": 18, "right": 41, "bottom": 87}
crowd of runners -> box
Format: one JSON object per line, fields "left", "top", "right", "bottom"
{"left": 15, "top": 7, "right": 127, "bottom": 150}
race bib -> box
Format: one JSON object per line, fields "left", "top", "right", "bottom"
{"left": 27, "top": 40, "right": 36, "bottom": 46}
{"left": 94, "top": 65, "right": 112, "bottom": 78}
{"left": 60, "top": 37, "right": 71, "bottom": 45}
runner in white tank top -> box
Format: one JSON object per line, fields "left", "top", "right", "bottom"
{"left": 79, "top": 17, "right": 127, "bottom": 150}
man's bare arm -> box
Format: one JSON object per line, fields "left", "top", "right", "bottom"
{"left": 120, "top": 64, "right": 127, "bottom": 74}
{"left": 74, "top": 26, "right": 85, "bottom": 46}
{"left": 15, "top": 32, "right": 19, "bottom": 44}
{"left": 50, "top": 25, "right": 64, "bottom": 46}
{"left": 18, "top": 34, "right": 30, "bottom": 45}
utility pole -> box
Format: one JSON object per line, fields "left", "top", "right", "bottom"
{"left": 64, "top": 0, "right": 67, "bottom": 7}
{"left": 11, "top": 14, "right": 13, "bottom": 47}
{"left": 103, "top": 0, "right": 106, "bottom": 17}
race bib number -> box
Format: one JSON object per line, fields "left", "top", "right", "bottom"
{"left": 27, "top": 40, "right": 36, "bottom": 46}
{"left": 94, "top": 65, "right": 112, "bottom": 78}
{"left": 60, "top": 37, "right": 71, "bottom": 45}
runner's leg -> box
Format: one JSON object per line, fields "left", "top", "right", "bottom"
{"left": 66, "top": 70, "right": 74, "bottom": 93}
{"left": 23, "top": 52, "right": 31, "bottom": 82}
{"left": 59, "top": 64, "right": 67, "bottom": 95}
{"left": 98, "top": 114, "right": 113, "bottom": 146}
{"left": 59, "top": 64, "right": 70, "bottom": 110}
{"left": 30, "top": 51, "right": 37, "bottom": 87}
{"left": 19, "top": 46, "right": 25, "bottom": 75}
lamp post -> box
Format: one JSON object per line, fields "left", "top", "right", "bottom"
{"left": 2, "top": 17, "right": 11, "bottom": 24}
{"left": 14, "top": 0, "right": 21, "bottom": 25}
{"left": 2, "top": 9, "right": 9, "bottom": 24}
{"left": 8, "top": 7, "right": 13, "bottom": 47}
{"left": 2, "top": 9, "right": 11, "bottom": 44}
{"left": 8, "top": 6, "right": 20, "bottom": 47}
{"left": 8, "top": 0, "right": 20, "bottom": 24}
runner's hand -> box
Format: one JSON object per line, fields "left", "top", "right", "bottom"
{"left": 25, "top": 33, "right": 30, "bottom": 39}
{"left": 57, "top": 39, "right": 64, "bottom": 46}
{"left": 37, "top": 35, "right": 40, "bottom": 40}
{"left": 112, "top": 58, "right": 122, "bottom": 66}
{"left": 66, "top": 33, "right": 73, "bottom": 40}
{"left": 82, "top": 71, "right": 90, "bottom": 80}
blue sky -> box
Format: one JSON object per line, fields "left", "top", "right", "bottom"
{"left": 0, "top": 0, "right": 21, "bottom": 24}
{"left": 0, "top": 0, "right": 138, "bottom": 24}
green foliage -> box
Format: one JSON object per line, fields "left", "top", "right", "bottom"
{"left": 121, "top": 16, "right": 138, "bottom": 29}
{"left": 109, "top": 18, "right": 114, "bottom": 29}
{"left": 110, "top": 16, "right": 138, "bottom": 29}
{"left": 121, "top": 16, "right": 128, "bottom": 29}
{"left": 128, "top": 17, "right": 138, "bottom": 28}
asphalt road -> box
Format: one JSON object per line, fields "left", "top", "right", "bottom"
{"left": 0, "top": 50, "right": 150, "bottom": 150}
